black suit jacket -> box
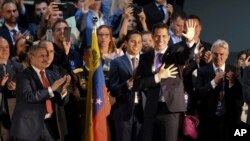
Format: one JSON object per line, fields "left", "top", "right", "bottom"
{"left": 0, "top": 60, "right": 23, "bottom": 129}
{"left": 0, "top": 24, "right": 25, "bottom": 56}
{"left": 109, "top": 55, "right": 142, "bottom": 120}
{"left": 10, "top": 67, "right": 69, "bottom": 140}
{"left": 143, "top": 3, "right": 165, "bottom": 30}
{"left": 134, "top": 42, "right": 194, "bottom": 117}
{"left": 195, "top": 64, "right": 243, "bottom": 125}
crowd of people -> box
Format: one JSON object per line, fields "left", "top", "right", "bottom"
{"left": 0, "top": 0, "right": 249, "bottom": 141}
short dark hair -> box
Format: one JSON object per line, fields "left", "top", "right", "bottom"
{"left": 152, "top": 23, "right": 169, "bottom": 35}
{"left": 124, "top": 30, "right": 142, "bottom": 41}
{"left": 187, "top": 14, "right": 201, "bottom": 25}
{"left": 141, "top": 31, "right": 152, "bottom": 36}
{"left": 34, "top": 0, "right": 48, "bottom": 6}
{"left": 28, "top": 44, "right": 47, "bottom": 56}
{"left": 170, "top": 9, "right": 186, "bottom": 22}
{"left": 1, "top": 0, "right": 16, "bottom": 9}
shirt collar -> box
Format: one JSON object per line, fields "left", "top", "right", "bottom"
{"left": 154, "top": 47, "right": 168, "bottom": 57}
{"left": 5, "top": 23, "right": 19, "bottom": 31}
{"left": 31, "top": 65, "right": 45, "bottom": 75}
{"left": 212, "top": 63, "right": 225, "bottom": 72}
{"left": 155, "top": 2, "right": 167, "bottom": 7}
{"left": 126, "top": 52, "right": 140, "bottom": 61}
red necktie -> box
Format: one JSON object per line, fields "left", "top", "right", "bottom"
{"left": 40, "top": 70, "right": 53, "bottom": 114}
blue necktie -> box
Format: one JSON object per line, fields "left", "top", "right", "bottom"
{"left": 158, "top": 5, "right": 165, "bottom": 19}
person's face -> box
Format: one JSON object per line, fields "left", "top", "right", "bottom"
{"left": 128, "top": 16, "right": 137, "bottom": 31}
{"left": 171, "top": 16, "right": 185, "bottom": 37}
{"left": 89, "top": 1, "right": 101, "bottom": 11}
{"left": 126, "top": 34, "right": 142, "bottom": 56}
{"left": 153, "top": 28, "right": 170, "bottom": 52}
{"left": 45, "top": 43, "right": 54, "bottom": 67}
{"left": 53, "top": 22, "right": 68, "bottom": 42}
{"left": 2, "top": 3, "right": 19, "bottom": 24}
{"left": 29, "top": 48, "right": 48, "bottom": 70}
{"left": 16, "top": 38, "right": 27, "bottom": 55}
{"left": 192, "top": 18, "right": 201, "bottom": 39}
{"left": 50, "top": 11, "right": 63, "bottom": 25}
{"left": 97, "top": 27, "right": 111, "bottom": 48}
{"left": 0, "top": 38, "right": 10, "bottom": 61}
{"left": 238, "top": 53, "right": 247, "bottom": 67}
{"left": 35, "top": 2, "right": 48, "bottom": 17}
{"left": 142, "top": 34, "right": 154, "bottom": 52}
{"left": 212, "top": 46, "right": 228, "bottom": 67}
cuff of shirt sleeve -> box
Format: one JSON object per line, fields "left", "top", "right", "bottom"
{"left": 61, "top": 91, "right": 67, "bottom": 99}
{"left": 154, "top": 73, "right": 160, "bottom": 83}
{"left": 48, "top": 87, "right": 54, "bottom": 98}
{"left": 187, "top": 40, "right": 195, "bottom": 48}
{"left": 211, "top": 79, "right": 217, "bottom": 89}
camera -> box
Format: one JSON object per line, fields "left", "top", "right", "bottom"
{"left": 129, "top": 3, "right": 143, "bottom": 15}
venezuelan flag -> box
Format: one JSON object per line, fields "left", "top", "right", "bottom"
{"left": 85, "top": 27, "right": 111, "bottom": 141}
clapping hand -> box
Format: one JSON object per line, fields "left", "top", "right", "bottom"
{"left": 242, "top": 56, "right": 250, "bottom": 68}
{"left": 182, "top": 19, "right": 196, "bottom": 42}
{"left": 0, "top": 74, "right": 9, "bottom": 87}
{"left": 226, "top": 71, "right": 235, "bottom": 86}
{"left": 61, "top": 75, "right": 71, "bottom": 95}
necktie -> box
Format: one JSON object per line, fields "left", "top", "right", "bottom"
{"left": 156, "top": 53, "right": 163, "bottom": 72}
{"left": 215, "top": 68, "right": 225, "bottom": 116}
{"left": 158, "top": 5, "right": 165, "bottom": 19}
{"left": 131, "top": 57, "right": 138, "bottom": 77}
{"left": 11, "top": 29, "right": 17, "bottom": 42}
{"left": 40, "top": 70, "right": 53, "bottom": 114}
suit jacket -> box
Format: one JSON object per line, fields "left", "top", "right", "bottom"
{"left": 195, "top": 64, "right": 243, "bottom": 125}
{"left": 109, "top": 55, "right": 142, "bottom": 121}
{"left": 0, "top": 60, "right": 23, "bottom": 129}
{"left": 134, "top": 42, "right": 194, "bottom": 118}
{"left": 143, "top": 2, "right": 166, "bottom": 30}
{"left": 0, "top": 24, "right": 25, "bottom": 56}
{"left": 10, "top": 67, "right": 69, "bottom": 140}
{"left": 243, "top": 67, "right": 250, "bottom": 125}
{"left": 183, "top": 40, "right": 212, "bottom": 114}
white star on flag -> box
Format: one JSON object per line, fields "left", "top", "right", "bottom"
{"left": 96, "top": 98, "right": 103, "bottom": 105}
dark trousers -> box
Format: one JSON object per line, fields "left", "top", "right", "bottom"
{"left": 11, "top": 119, "right": 59, "bottom": 141}
{"left": 113, "top": 104, "right": 143, "bottom": 141}
{"left": 143, "top": 102, "right": 181, "bottom": 141}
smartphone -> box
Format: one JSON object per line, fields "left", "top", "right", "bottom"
{"left": 53, "top": 3, "right": 68, "bottom": 11}
{"left": 64, "top": 27, "right": 71, "bottom": 42}
{"left": 46, "top": 29, "right": 53, "bottom": 42}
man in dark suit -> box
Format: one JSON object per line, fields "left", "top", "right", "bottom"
{"left": 195, "top": 39, "right": 243, "bottom": 141}
{"left": 10, "top": 44, "right": 71, "bottom": 141}
{"left": 134, "top": 21, "right": 195, "bottom": 141}
{"left": 168, "top": 9, "right": 186, "bottom": 46}
{"left": 0, "top": 1, "right": 27, "bottom": 56}
{"left": 0, "top": 37, "right": 23, "bottom": 141}
{"left": 182, "top": 15, "right": 212, "bottom": 116}
{"left": 109, "top": 31, "right": 144, "bottom": 141}
{"left": 143, "top": 0, "right": 172, "bottom": 30}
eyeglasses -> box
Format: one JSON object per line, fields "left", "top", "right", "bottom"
{"left": 97, "top": 33, "right": 110, "bottom": 37}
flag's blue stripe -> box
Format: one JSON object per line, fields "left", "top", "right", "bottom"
{"left": 92, "top": 63, "right": 106, "bottom": 116}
